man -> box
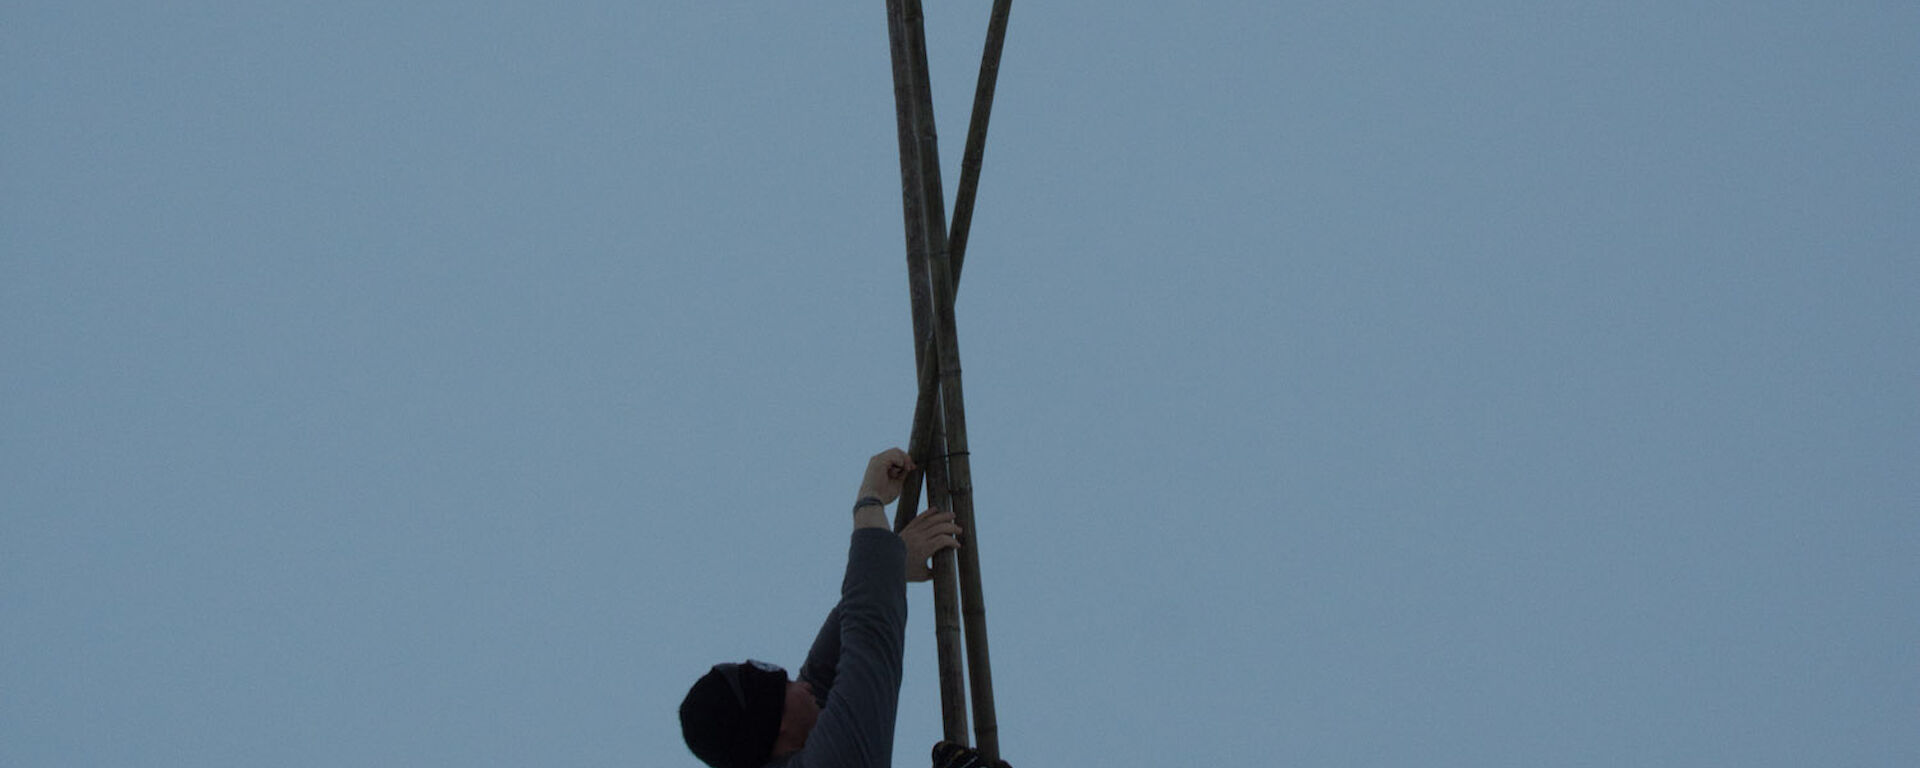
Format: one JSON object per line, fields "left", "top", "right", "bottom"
{"left": 679, "top": 448, "right": 968, "bottom": 768}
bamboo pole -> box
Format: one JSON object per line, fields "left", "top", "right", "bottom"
{"left": 899, "top": 0, "right": 1001, "bottom": 759}
{"left": 883, "top": 0, "right": 969, "bottom": 744}
{"left": 893, "top": 0, "right": 1010, "bottom": 534}
{"left": 883, "top": 0, "right": 1014, "bottom": 758}
{"left": 893, "top": 0, "right": 1012, "bottom": 538}
{"left": 919, "top": 413, "right": 970, "bottom": 743}
{"left": 946, "top": 0, "right": 1014, "bottom": 277}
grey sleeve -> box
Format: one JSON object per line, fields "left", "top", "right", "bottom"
{"left": 784, "top": 527, "right": 908, "bottom": 768}
{"left": 797, "top": 604, "right": 843, "bottom": 703}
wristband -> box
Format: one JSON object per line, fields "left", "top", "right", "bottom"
{"left": 854, "top": 496, "right": 886, "bottom": 514}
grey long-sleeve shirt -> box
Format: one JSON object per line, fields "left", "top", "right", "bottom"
{"left": 774, "top": 527, "right": 908, "bottom": 768}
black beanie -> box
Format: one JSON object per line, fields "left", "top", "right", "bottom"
{"left": 680, "top": 660, "right": 789, "bottom": 768}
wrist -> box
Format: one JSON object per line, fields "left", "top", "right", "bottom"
{"left": 852, "top": 498, "right": 890, "bottom": 531}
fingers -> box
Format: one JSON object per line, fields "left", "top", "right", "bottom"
{"left": 906, "top": 529, "right": 962, "bottom": 546}
{"left": 904, "top": 508, "right": 953, "bottom": 527}
{"left": 875, "top": 447, "right": 912, "bottom": 476}
{"left": 901, "top": 509, "right": 962, "bottom": 566}
{"left": 911, "top": 532, "right": 962, "bottom": 553}
{"left": 911, "top": 507, "right": 956, "bottom": 524}
{"left": 861, "top": 448, "right": 913, "bottom": 504}
{"left": 901, "top": 509, "right": 962, "bottom": 540}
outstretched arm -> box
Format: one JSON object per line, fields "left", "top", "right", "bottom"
{"left": 800, "top": 450, "right": 949, "bottom": 706}
{"left": 786, "top": 451, "right": 911, "bottom": 768}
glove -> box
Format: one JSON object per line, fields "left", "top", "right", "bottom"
{"left": 932, "top": 740, "right": 1012, "bottom": 768}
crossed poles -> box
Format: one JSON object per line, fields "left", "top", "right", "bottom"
{"left": 881, "top": 1, "right": 1014, "bottom": 762}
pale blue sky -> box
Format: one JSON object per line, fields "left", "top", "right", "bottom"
{"left": 4, "top": 2, "right": 1916, "bottom": 766}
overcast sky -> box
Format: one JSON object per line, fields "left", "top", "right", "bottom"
{"left": 5, "top": 2, "right": 1916, "bottom": 767}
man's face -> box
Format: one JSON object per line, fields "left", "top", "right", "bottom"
{"left": 776, "top": 680, "right": 820, "bottom": 749}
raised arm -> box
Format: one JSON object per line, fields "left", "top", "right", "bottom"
{"left": 783, "top": 450, "right": 913, "bottom": 768}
